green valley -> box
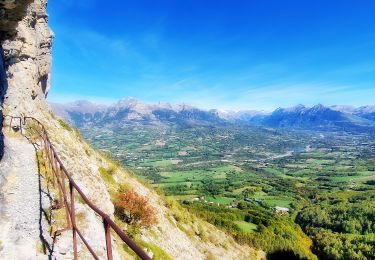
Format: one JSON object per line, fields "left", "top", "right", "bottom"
{"left": 80, "top": 124, "right": 375, "bottom": 259}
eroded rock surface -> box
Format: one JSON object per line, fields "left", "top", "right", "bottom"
{"left": 1, "top": 0, "right": 52, "bottom": 116}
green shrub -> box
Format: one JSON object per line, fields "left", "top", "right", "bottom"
{"left": 137, "top": 241, "right": 172, "bottom": 260}
{"left": 99, "top": 166, "right": 116, "bottom": 186}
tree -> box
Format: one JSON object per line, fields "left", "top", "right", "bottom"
{"left": 242, "top": 187, "right": 260, "bottom": 199}
{"left": 202, "top": 179, "right": 222, "bottom": 196}
{"left": 115, "top": 189, "right": 157, "bottom": 227}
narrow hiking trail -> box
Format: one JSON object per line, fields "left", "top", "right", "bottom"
{"left": 0, "top": 132, "right": 50, "bottom": 259}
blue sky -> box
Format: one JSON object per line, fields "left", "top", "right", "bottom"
{"left": 47, "top": 0, "right": 375, "bottom": 110}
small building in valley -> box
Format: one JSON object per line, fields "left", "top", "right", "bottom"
{"left": 274, "top": 206, "right": 290, "bottom": 214}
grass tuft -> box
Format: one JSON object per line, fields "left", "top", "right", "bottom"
{"left": 58, "top": 119, "right": 73, "bottom": 132}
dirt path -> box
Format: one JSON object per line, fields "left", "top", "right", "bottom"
{"left": 0, "top": 133, "right": 47, "bottom": 259}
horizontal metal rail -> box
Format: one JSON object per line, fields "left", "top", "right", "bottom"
{"left": 4, "top": 115, "right": 151, "bottom": 260}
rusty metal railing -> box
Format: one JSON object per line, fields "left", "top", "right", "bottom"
{"left": 3, "top": 115, "right": 151, "bottom": 260}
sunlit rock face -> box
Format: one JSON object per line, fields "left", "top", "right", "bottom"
{"left": 1, "top": 0, "right": 53, "bottom": 116}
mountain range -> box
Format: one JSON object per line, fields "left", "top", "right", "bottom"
{"left": 50, "top": 98, "right": 375, "bottom": 132}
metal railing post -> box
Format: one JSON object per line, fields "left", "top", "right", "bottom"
{"left": 103, "top": 218, "right": 113, "bottom": 260}
{"left": 70, "top": 182, "right": 78, "bottom": 260}
{"left": 19, "top": 117, "right": 22, "bottom": 135}
{"left": 60, "top": 165, "right": 71, "bottom": 228}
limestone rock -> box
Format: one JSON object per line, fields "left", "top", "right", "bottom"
{"left": 1, "top": 0, "right": 52, "bottom": 116}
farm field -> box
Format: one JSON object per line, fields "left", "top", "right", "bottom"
{"left": 234, "top": 221, "right": 258, "bottom": 233}
{"left": 81, "top": 125, "right": 375, "bottom": 259}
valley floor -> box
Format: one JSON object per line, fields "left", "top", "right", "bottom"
{"left": 80, "top": 124, "right": 375, "bottom": 259}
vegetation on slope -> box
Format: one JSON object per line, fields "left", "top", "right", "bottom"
{"left": 296, "top": 193, "right": 375, "bottom": 259}
{"left": 185, "top": 202, "right": 316, "bottom": 260}
{"left": 115, "top": 189, "right": 158, "bottom": 227}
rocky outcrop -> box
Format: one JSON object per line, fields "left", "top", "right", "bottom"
{"left": 0, "top": 0, "right": 33, "bottom": 40}
{"left": 1, "top": 0, "right": 52, "bottom": 116}
{"left": 1, "top": 0, "right": 52, "bottom": 159}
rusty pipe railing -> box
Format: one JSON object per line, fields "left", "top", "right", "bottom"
{"left": 4, "top": 115, "right": 151, "bottom": 260}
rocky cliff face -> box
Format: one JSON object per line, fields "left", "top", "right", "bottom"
{"left": 1, "top": 0, "right": 52, "bottom": 116}
{"left": 1, "top": 0, "right": 52, "bottom": 160}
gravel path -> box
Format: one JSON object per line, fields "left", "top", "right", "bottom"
{"left": 0, "top": 134, "right": 42, "bottom": 259}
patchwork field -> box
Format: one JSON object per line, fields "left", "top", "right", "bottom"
{"left": 81, "top": 125, "right": 375, "bottom": 259}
